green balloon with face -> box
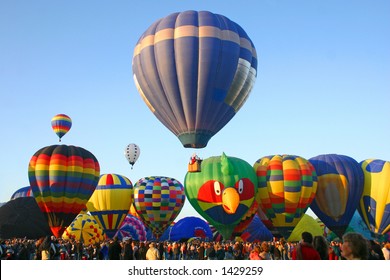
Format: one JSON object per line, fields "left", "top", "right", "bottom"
{"left": 184, "top": 153, "right": 258, "bottom": 240}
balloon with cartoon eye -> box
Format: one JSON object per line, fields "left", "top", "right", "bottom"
{"left": 184, "top": 153, "right": 258, "bottom": 240}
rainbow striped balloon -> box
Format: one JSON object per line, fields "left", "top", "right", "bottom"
{"left": 87, "top": 174, "right": 134, "bottom": 239}
{"left": 133, "top": 176, "right": 185, "bottom": 239}
{"left": 28, "top": 144, "right": 100, "bottom": 238}
{"left": 51, "top": 114, "right": 72, "bottom": 142}
{"left": 253, "top": 155, "right": 318, "bottom": 238}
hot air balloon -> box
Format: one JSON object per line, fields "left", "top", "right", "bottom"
{"left": 164, "top": 216, "right": 213, "bottom": 241}
{"left": 132, "top": 10, "right": 257, "bottom": 148}
{"left": 87, "top": 173, "right": 134, "bottom": 239}
{"left": 124, "top": 143, "right": 140, "bottom": 169}
{"left": 184, "top": 153, "right": 258, "bottom": 240}
{"left": 253, "top": 155, "right": 318, "bottom": 239}
{"left": 287, "top": 214, "right": 324, "bottom": 242}
{"left": 133, "top": 176, "right": 185, "bottom": 239}
{"left": 62, "top": 213, "right": 105, "bottom": 246}
{"left": 51, "top": 114, "right": 72, "bottom": 142}
{"left": 326, "top": 210, "right": 373, "bottom": 242}
{"left": 114, "top": 214, "right": 147, "bottom": 241}
{"left": 239, "top": 214, "right": 273, "bottom": 242}
{"left": 358, "top": 159, "right": 390, "bottom": 235}
{"left": 10, "top": 186, "right": 33, "bottom": 200}
{"left": 0, "top": 197, "right": 52, "bottom": 239}
{"left": 28, "top": 144, "right": 100, "bottom": 238}
{"left": 232, "top": 192, "right": 261, "bottom": 236}
{"left": 309, "top": 154, "right": 364, "bottom": 238}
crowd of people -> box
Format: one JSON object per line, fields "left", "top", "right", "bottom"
{"left": 1, "top": 232, "right": 389, "bottom": 261}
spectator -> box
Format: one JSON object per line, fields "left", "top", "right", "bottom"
{"left": 341, "top": 232, "right": 368, "bottom": 260}
{"left": 249, "top": 245, "right": 261, "bottom": 260}
{"left": 146, "top": 242, "right": 160, "bottom": 260}
{"left": 291, "top": 232, "right": 321, "bottom": 260}
{"left": 122, "top": 238, "right": 133, "bottom": 260}
{"left": 259, "top": 241, "right": 272, "bottom": 260}
{"left": 313, "top": 235, "right": 329, "bottom": 260}
{"left": 108, "top": 237, "right": 122, "bottom": 260}
{"left": 382, "top": 242, "right": 390, "bottom": 260}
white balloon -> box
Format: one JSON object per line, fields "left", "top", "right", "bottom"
{"left": 124, "top": 143, "right": 140, "bottom": 168}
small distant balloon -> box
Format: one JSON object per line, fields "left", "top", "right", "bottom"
{"left": 51, "top": 114, "right": 72, "bottom": 142}
{"left": 124, "top": 143, "right": 140, "bottom": 169}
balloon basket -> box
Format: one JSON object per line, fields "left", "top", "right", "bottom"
{"left": 188, "top": 160, "right": 202, "bottom": 172}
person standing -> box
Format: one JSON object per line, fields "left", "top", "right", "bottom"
{"left": 138, "top": 242, "right": 147, "bottom": 260}
{"left": 146, "top": 242, "right": 160, "bottom": 260}
{"left": 108, "top": 237, "right": 122, "bottom": 260}
{"left": 249, "top": 245, "right": 261, "bottom": 260}
{"left": 197, "top": 242, "right": 205, "bottom": 260}
{"left": 259, "top": 242, "right": 272, "bottom": 260}
{"left": 291, "top": 232, "right": 321, "bottom": 260}
{"left": 382, "top": 242, "right": 390, "bottom": 260}
{"left": 215, "top": 243, "right": 226, "bottom": 260}
{"left": 341, "top": 232, "right": 369, "bottom": 260}
{"left": 313, "top": 235, "right": 329, "bottom": 260}
{"left": 122, "top": 238, "right": 133, "bottom": 260}
{"left": 39, "top": 236, "right": 53, "bottom": 260}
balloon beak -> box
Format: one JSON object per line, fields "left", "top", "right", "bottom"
{"left": 222, "top": 187, "right": 240, "bottom": 214}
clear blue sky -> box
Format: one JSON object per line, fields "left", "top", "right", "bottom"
{"left": 1, "top": 0, "right": 389, "bottom": 223}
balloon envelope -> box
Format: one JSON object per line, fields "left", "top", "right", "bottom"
{"left": 124, "top": 143, "right": 140, "bottom": 168}
{"left": 165, "top": 216, "right": 213, "bottom": 241}
{"left": 51, "top": 114, "right": 72, "bottom": 142}
{"left": 287, "top": 214, "right": 324, "bottom": 242}
{"left": 28, "top": 144, "right": 100, "bottom": 238}
{"left": 185, "top": 153, "right": 257, "bottom": 240}
{"left": 254, "top": 155, "right": 318, "bottom": 238}
{"left": 10, "top": 186, "right": 33, "bottom": 200}
{"left": 115, "top": 214, "right": 146, "bottom": 241}
{"left": 0, "top": 197, "right": 52, "bottom": 239}
{"left": 240, "top": 214, "right": 273, "bottom": 242}
{"left": 87, "top": 174, "right": 134, "bottom": 239}
{"left": 358, "top": 159, "right": 390, "bottom": 235}
{"left": 132, "top": 10, "right": 257, "bottom": 148}
{"left": 133, "top": 176, "right": 185, "bottom": 239}
{"left": 114, "top": 214, "right": 147, "bottom": 241}
{"left": 62, "top": 213, "right": 104, "bottom": 246}
{"left": 309, "top": 154, "right": 364, "bottom": 238}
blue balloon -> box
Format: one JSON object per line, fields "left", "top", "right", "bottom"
{"left": 162, "top": 216, "right": 213, "bottom": 241}
{"left": 133, "top": 11, "right": 257, "bottom": 148}
{"left": 10, "top": 186, "right": 33, "bottom": 200}
{"left": 240, "top": 214, "right": 273, "bottom": 242}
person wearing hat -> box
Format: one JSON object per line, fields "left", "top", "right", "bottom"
{"left": 146, "top": 242, "right": 160, "bottom": 260}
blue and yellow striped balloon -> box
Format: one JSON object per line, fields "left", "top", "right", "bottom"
{"left": 87, "top": 174, "right": 134, "bottom": 239}
{"left": 358, "top": 159, "right": 390, "bottom": 235}
{"left": 309, "top": 154, "right": 364, "bottom": 238}
{"left": 133, "top": 10, "right": 257, "bottom": 148}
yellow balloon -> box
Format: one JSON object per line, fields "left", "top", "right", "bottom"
{"left": 87, "top": 174, "right": 134, "bottom": 238}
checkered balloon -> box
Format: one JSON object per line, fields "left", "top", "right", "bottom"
{"left": 132, "top": 176, "right": 185, "bottom": 239}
